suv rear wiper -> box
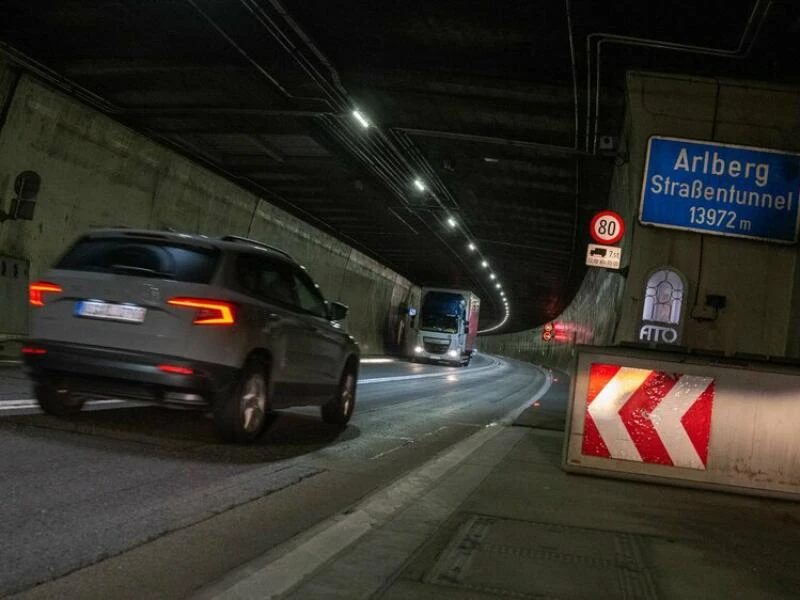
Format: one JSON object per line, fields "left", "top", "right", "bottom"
{"left": 110, "top": 264, "right": 174, "bottom": 278}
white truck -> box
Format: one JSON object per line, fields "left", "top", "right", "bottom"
{"left": 411, "top": 288, "right": 480, "bottom": 367}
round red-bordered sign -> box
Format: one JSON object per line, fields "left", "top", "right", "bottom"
{"left": 590, "top": 210, "right": 625, "bottom": 245}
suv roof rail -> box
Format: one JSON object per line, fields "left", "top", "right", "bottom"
{"left": 220, "top": 235, "right": 294, "bottom": 260}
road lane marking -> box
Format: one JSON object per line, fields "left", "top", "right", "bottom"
{"left": 359, "top": 358, "right": 501, "bottom": 384}
{"left": 369, "top": 439, "right": 415, "bottom": 460}
{"left": 0, "top": 360, "right": 505, "bottom": 413}
{"left": 0, "top": 399, "right": 143, "bottom": 412}
{"left": 195, "top": 366, "right": 550, "bottom": 600}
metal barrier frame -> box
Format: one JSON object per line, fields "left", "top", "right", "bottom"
{"left": 563, "top": 345, "right": 800, "bottom": 501}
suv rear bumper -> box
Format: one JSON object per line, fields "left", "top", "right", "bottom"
{"left": 22, "top": 340, "right": 239, "bottom": 408}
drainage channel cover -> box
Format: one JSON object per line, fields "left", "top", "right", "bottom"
{"left": 425, "top": 514, "right": 658, "bottom": 599}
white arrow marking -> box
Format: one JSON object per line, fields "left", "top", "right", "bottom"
{"left": 650, "top": 375, "right": 713, "bottom": 469}
{"left": 587, "top": 367, "right": 652, "bottom": 461}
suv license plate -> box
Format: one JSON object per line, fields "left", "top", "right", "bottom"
{"left": 76, "top": 300, "right": 147, "bottom": 324}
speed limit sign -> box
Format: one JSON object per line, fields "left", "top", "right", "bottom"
{"left": 590, "top": 210, "right": 624, "bottom": 245}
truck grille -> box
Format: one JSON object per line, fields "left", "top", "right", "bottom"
{"left": 423, "top": 341, "right": 450, "bottom": 354}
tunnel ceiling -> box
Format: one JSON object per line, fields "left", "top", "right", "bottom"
{"left": 1, "top": 1, "right": 798, "bottom": 333}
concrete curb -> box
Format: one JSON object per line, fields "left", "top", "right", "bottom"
{"left": 193, "top": 366, "right": 551, "bottom": 600}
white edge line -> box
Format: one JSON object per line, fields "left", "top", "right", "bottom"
{"left": 0, "top": 366, "right": 503, "bottom": 410}
{"left": 197, "top": 364, "right": 550, "bottom": 600}
{"left": 359, "top": 359, "right": 501, "bottom": 385}
{"left": 0, "top": 360, "right": 503, "bottom": 410}
{"left": 359, "top": 358, "right": 397, "bottom": 364}
{"left": 0, "top": 361, "right": 503, "bottom": 412}
{"left": 0, "top": 399, "right": 141, "bottom": 412}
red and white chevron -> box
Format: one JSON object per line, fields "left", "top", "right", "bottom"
{"left": 582, "top": 363, "right": 715, "bottom": 470}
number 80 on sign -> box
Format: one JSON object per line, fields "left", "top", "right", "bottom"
{"left": 590, "top": 210, "right": 625, "bottom": 245}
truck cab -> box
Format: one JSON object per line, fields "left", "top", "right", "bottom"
{"left": 411, "top": 288, "right": 480, "bottom": 367}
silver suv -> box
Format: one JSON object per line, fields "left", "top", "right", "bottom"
{"left": 22, "top": 229, "right": 360, "bottom": 443}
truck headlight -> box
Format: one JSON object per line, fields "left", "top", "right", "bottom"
{"left": 414, "top": 346, "right": 423, "bottom": 354}
{"left": 447, "top": 350, "right": 458, "bottom": 358}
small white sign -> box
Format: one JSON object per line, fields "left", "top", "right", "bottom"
{"left": 585, "top": 244, "right": 622, "bottom": 269}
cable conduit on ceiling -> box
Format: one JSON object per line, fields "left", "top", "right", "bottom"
{"left": 582, "top": 0, "right": 771, "bottom": 153}
{"left": 249, "top": 1, "right": 506, "bottom": 306}
{"left": 186, "top": 0, "right": 337, "bottom": 110}
{"left": 392, "top": 130, "right": 484, "bottom": 250}
{"left": 193, "top": 0, "right": 443, "bottom": 241}
{"left": 1, "top": 41, "right": 332, "bottom": 120}
{"left": 564, "top": 0, "right": 580, "bottom": 151}
{"left": 265, "top": 0, "right": 350, "bottom": 98}
{"left": 319, "top": 116, "right": 419, "bottom": 216}
{"left": 238, "top": 0, "right": 347, "bottom": 109}
{"left": 200, "top": 0, "right": 516, "bottom": 325}
{"left": 392, "top": 130, "right": 460, "bottom": 210}
{"left": 394, "top": 127, "right": 591, "bottom": 157}
{"left": 0, "top": 43, "right": 118, "bottom": 114}
{"left": 321, "top": 115, "right": 413, "bottom": 199}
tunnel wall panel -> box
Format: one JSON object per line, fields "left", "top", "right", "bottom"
{"left": 616, "top": 73, "right": 800, "bottom": 357}
{"left": 0, "top": 64, "right": 415, "bottom": 355}
{"left": 481, "top": 72, "right": 800, "bottom": 367}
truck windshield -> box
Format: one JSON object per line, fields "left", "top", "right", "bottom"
{"left": 421, "top": 314, "right": 459, "bottom": 333}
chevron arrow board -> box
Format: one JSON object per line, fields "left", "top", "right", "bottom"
{"left": 582, "top": 363, "right": 715, "bottom": 469}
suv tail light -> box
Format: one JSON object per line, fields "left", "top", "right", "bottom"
{"left": 168, "top": 297, "right": 236, "bottom": 325}
{"left": 158, "top": 364, "right": 194, "bottom": 375}
{"left": 30, "top": 282, "right": 63, "bottom": 306}
{"left": 21, "top": 347, "right": 47, "bottom": 355}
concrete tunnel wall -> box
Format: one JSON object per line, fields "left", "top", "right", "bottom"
{"left": 0, "top": 60, "right": 417, "bottom": 355}
{"left": 616, "top": 72, "right": 800, "bottom": 357}
{"left": 480, "top": 71, "right": 800, "bottom": 368}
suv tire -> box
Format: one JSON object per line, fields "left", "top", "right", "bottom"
{"left": 215, "top": 359, "right": 270, "bottom": 443}
{"left": 321, "top": 365, "right": 356, "bottom": 426}
{"left": 35, "top": 380, "right": 85, "bottom": 417}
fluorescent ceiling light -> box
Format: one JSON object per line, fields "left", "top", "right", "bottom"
{"left": 413, "top": 179, "right": 426, "bottom": 191}
{"left": 468, "top": 242, "right": 476, "bottom": 251}
{"left": 447, "top": 217, "right": 457, "bottom": 228}
{"left": 481, "top": 260, "right": 488, "bottom": 268}
{"left": 352, "top": 109, "right": 370, "bottom": 128}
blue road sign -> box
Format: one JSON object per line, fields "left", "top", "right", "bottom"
{"left": 640, "top": 137, "right": 800, "bottom": 243}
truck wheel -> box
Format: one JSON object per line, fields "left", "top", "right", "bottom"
{"left": 322, "top": 365, "right": 356, "bottom": 426}
{"left": 35, "top": 380, "right": 85, "bottom": 417}
{"left": 214, "top": 359, "right": 270, "bottom": 443}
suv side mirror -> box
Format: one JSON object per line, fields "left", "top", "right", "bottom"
{"left": 328, "top": 301, "right": 349, "bottom": 321}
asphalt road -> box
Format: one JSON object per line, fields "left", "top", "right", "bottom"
{"left": 0, "top": 354, "right": 549, "bottom": 599}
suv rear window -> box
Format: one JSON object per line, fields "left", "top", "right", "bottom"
{"left": 55, "top": 237, "right": 220, "bottom": 284}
